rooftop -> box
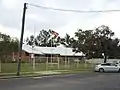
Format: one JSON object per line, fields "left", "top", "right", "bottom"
{"left": 22, "top": 44, "right": 84, "bottom": 56}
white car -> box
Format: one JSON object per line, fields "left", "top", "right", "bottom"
{"left": 94, "top": 63, "right": 120, "bottom": 72}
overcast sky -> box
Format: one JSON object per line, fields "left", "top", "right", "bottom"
{"left": 1, "top": 0, "right": 120, "bottom": 39}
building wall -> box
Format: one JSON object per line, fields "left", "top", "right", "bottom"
{"left": 20, "top": 51, "right": 84, "bottom": 63}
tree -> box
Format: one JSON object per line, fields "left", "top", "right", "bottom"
{"left": 26, "top": 35, "right": 34, "bottom": 46}
{"left": 0, "top": 32, "right": 19, "bottom": 62}
{"left": 74, "top": 29, "right": 95, "bottom": 58}
{"left": 94, "top": 25, "right": 115, "bottom": 63}
{"left": 26, "top": 29, "right": 50, "bottom": 46}
{"left": 73, "top": 25, "right": 120, "bottom": 62}
{"left": 60, "top": 34, "right": 72, "bottom": 47}
{"left": 106, "top": 38, "right": 120, "bottom": 59}
{"left": 26, "top": 29, "right": 60, "bottom": 47}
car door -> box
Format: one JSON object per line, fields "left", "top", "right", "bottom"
{"left": 102, "top": 63, "right": 111, "bottom": 71}
{"left": 109, "top": 64, "right": 119, "bottom": 71}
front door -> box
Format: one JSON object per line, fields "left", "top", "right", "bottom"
{"left": 109, "top": 64, "right": 118, "bottom": 71}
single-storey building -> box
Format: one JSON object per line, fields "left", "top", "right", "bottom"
{"left": 22, "top": 44, "right": 85, "bottom": 62}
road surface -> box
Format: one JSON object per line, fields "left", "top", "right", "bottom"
{"left": 0, "top": 73, "right": 120, "bottom": 90}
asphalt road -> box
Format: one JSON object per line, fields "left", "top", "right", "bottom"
{"left": 0, "top": 73, "right": 120, "bottom": 90}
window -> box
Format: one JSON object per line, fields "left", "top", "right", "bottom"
{"left": 101, "top": 63, "right": 111, "bottom": 66}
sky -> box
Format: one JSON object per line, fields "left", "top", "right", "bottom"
{"left": 0, "top": 0, "right": 120, "bottom": 40}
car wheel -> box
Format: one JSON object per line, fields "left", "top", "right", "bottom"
{"left": 118, "top": 69, "right": 120, "bottom": 73}
{"left": 99, "top": 68, "right": 104, "bottom": 73}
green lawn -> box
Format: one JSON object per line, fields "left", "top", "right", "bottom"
{"left": 0, "top": 62, "right": 93, "bottom": 74}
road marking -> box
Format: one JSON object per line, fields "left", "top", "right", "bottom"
{"left": 33, "top": 77, "right": 42, "bottom": 79}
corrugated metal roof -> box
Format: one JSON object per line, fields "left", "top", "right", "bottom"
{"left": 35, "top": 46, "right": 60, "bottom": 55}
{"left": 22, "top": 44, "right": 84, "bottom": 56}
{"left": 74, "top": 52, "right": 85, "bottom": 56}
{"left": 22, "top": 44, "right": 44, "bottom": 54}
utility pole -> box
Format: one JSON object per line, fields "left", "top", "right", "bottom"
{"left": 0, "top": 38, "right": 3, "bottom": 73}
{"left": 17, "top": 3, "right": 27, "bottom": 76}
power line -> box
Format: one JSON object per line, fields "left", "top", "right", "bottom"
{"left": 28, "top": 3, "right": 120, "bottom": 13}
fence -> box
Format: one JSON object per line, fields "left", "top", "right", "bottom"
{"left": 0, "top": 56, "right": 92, "bottom": 75}
{"left": 1, "top": 56, "right": 120, "bottom": 75}
{"left": 87, "top": 58, "right": 120, "bottom": 64}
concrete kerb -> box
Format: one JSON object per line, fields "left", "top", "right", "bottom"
{"left": 0, "top": 73, "right": 71, "bottom": 80}
{"left": 0, "top": 71, "right": 64, "bottom": 79}
{"left": 0, "top": 70, "right": 92, "bottom": 80}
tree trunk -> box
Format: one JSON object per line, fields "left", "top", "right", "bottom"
{"left": 101, "top": 40, "right": 107, "bottom": 63}
{"left": 104, "top": 52, "right": 107, "bottom": 63}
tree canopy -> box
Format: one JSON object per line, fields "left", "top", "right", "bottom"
{"left": 73, "top": 25, "right": 120, "bottom": 62}
{"left": 25, "top": 25, "right": 120, "bottom": 62}
{"left": 0, "top": 32, "right": 19, "bottom": 62}
{"left": 1, "top": 25, "right": 120, "bottom": 62}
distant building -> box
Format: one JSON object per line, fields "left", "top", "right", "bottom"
{"left": 22, "top": 44, "right": 85, "bottom": 62}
